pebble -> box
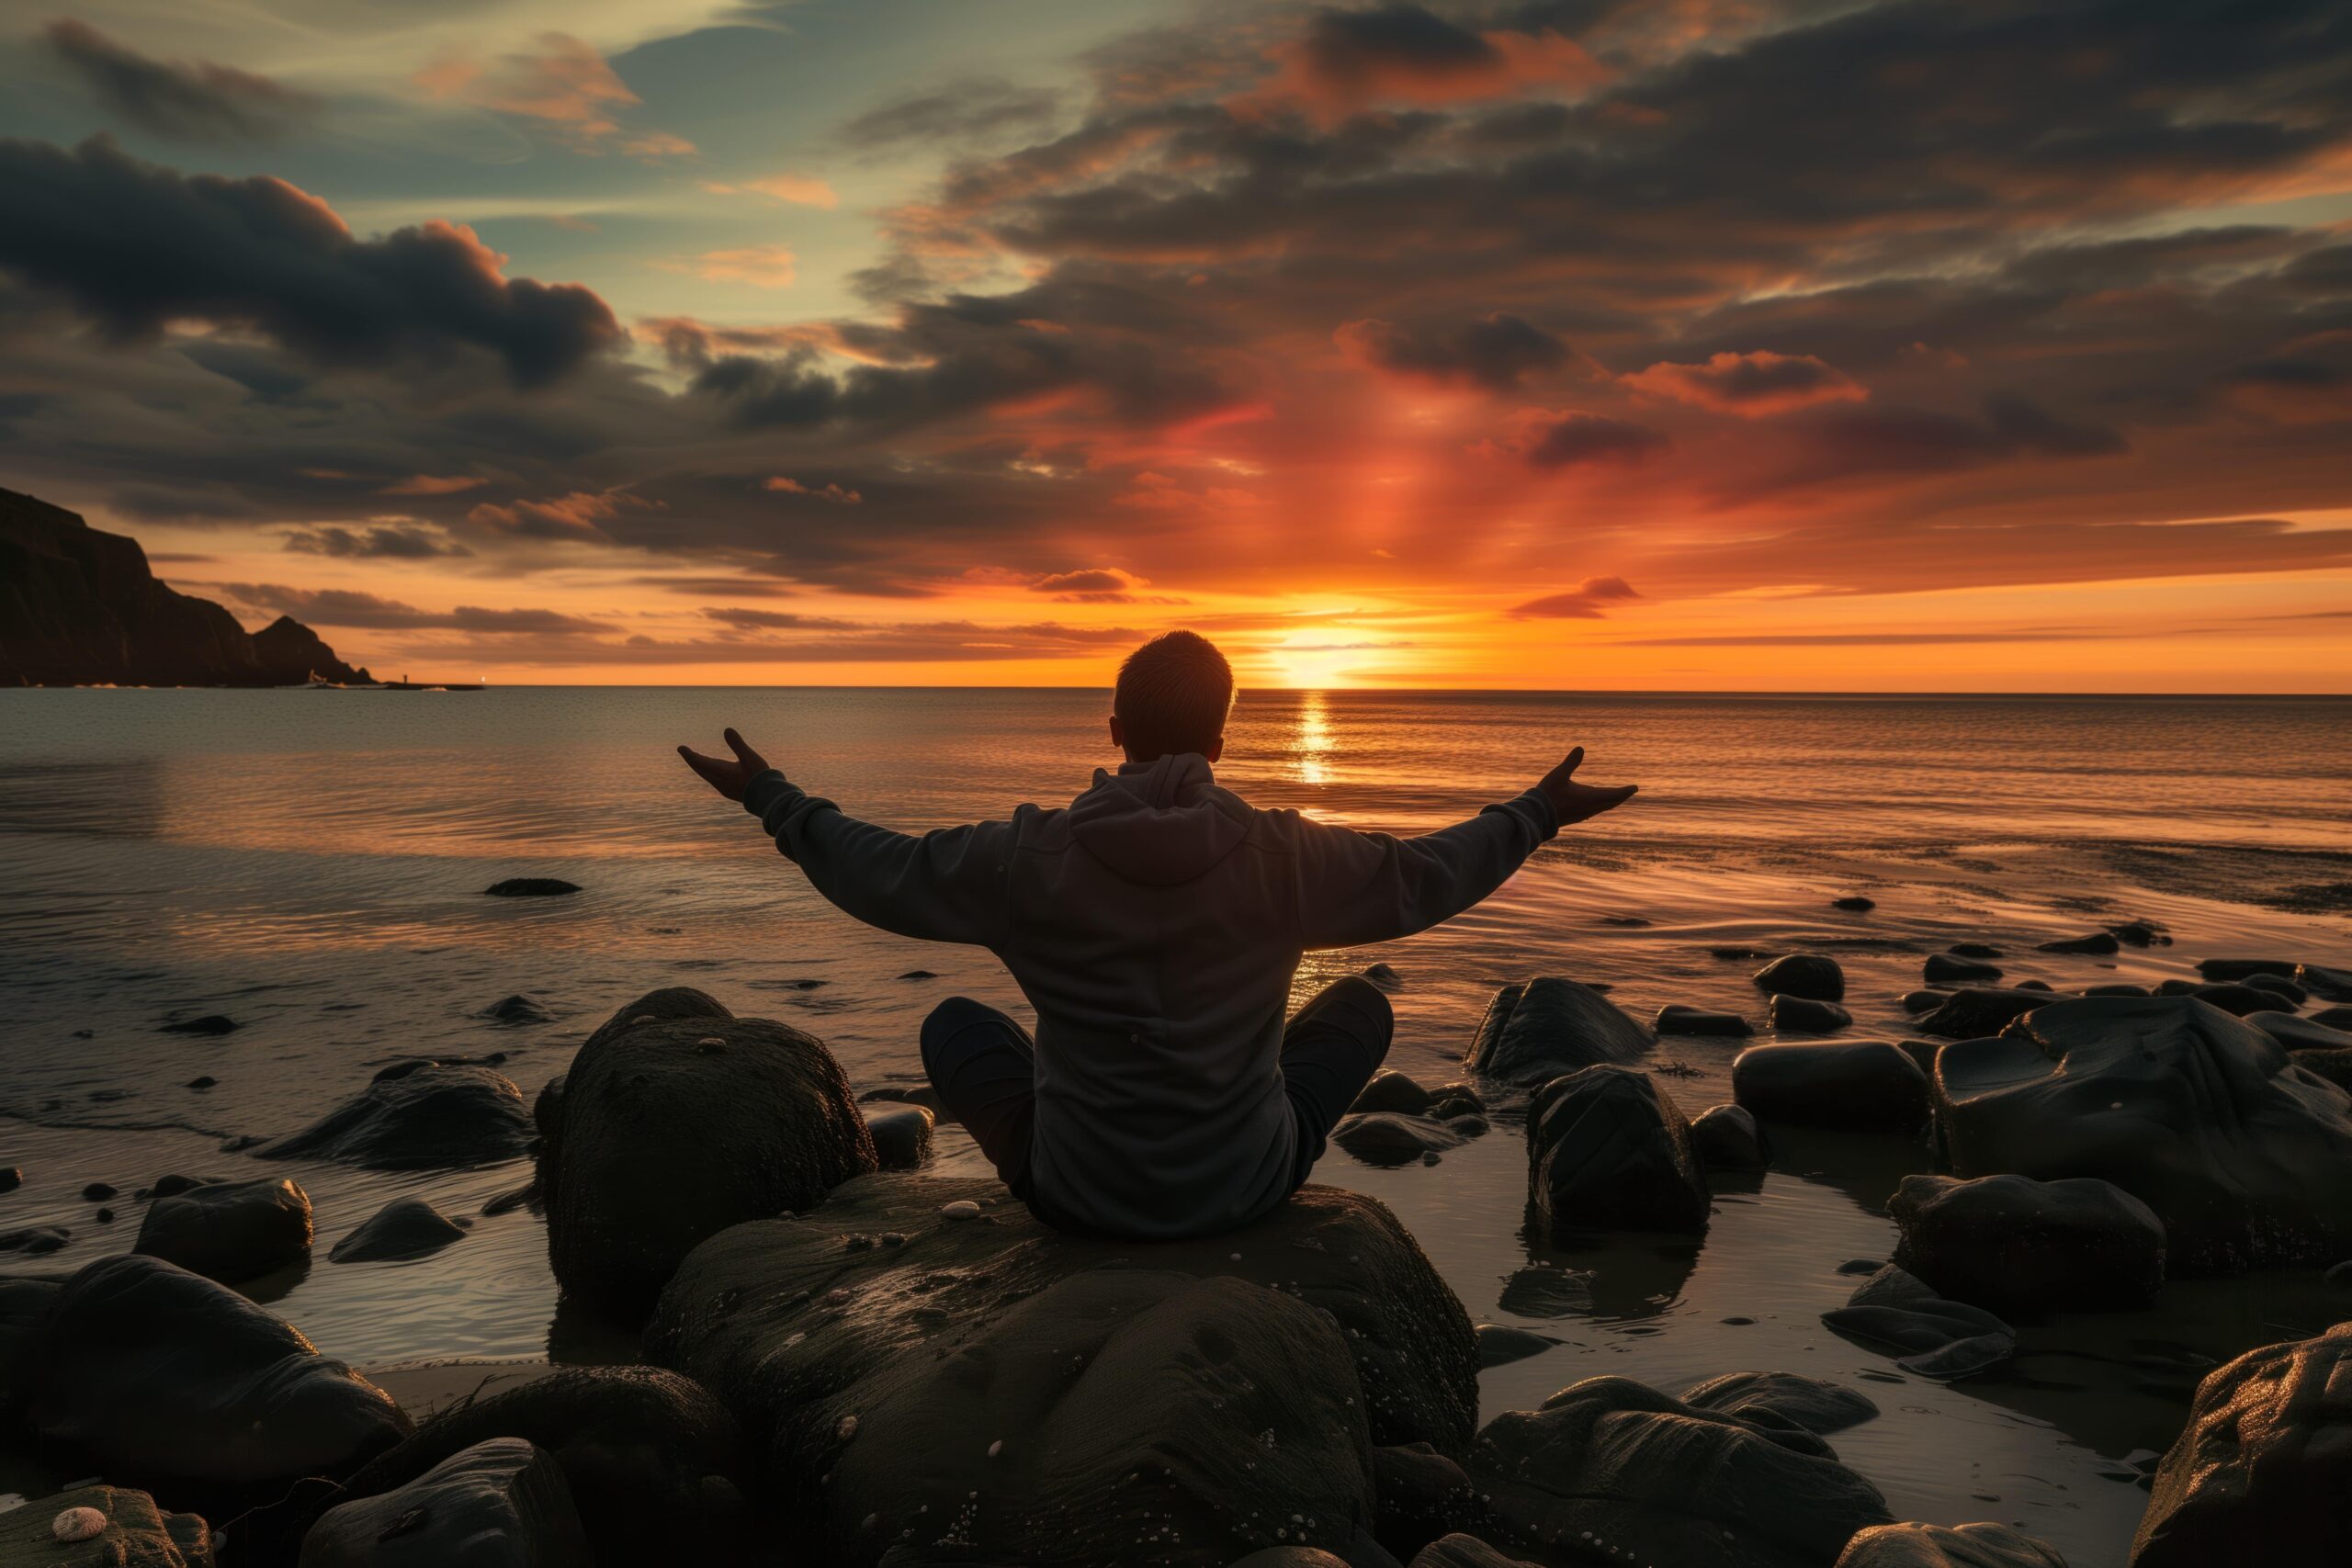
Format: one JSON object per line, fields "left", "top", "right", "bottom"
{"left": 940, "top": 1201, "right": 981, "bottom": 1222}
{"left": 52, "top": 1506, "right": 107, "bottom": 1542}
{"left": 838, "top": 1415, "right": 860, "bottom": 1440}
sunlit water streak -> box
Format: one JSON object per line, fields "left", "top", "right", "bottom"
{"left": 1, "top": 687, "right": 2346, "bottom": 1564}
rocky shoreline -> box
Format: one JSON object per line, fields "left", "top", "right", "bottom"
{"left": 4, "top": 944, "right": 2351, "bottom": 1566}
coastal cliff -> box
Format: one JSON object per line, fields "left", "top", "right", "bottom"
{"left": 0, "top": 487, "right": 369, "bottom": 687}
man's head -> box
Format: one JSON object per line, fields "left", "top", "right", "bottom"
{"left": 1111, "top": 630, "right": 1234, "bottom": 763}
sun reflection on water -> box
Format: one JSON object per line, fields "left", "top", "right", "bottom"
{"left": 1289, "top": 689, "right": 1332, "bottom": 786}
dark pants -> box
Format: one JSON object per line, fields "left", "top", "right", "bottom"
{"left": 918, "top": 975, "right": 1394, "bottom": 1214}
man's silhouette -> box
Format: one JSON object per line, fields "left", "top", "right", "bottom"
{"left": 681, "top": 630, "right": 1637, "bottom": 1239}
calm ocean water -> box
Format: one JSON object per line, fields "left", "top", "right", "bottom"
{"left": 3, "top": 687, "right": 2348, "bottom": 1563}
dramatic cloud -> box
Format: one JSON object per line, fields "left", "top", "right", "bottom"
{"left": 1510, "top": 577, "right": 1642, "bottom": 619}
{"left": 1520, "top": 413, "right": 1668, "bottom": 468}
{"left": 42, "top": 20, "right": 321, "bottom": 144}
{"left": 764, "top": 476, "right": 863, "bottom": 503}
{"left": 1268, "top": 5, "right": 1604, "bottom": 116}
{"left": 413, "top": 33, "right": 686, "bottom": 155}
{"left": 1336, "top": 313, "right": 1577, "bottom": 390}
{"left": 1771, "top": 395, "right": 2126, "bottom": 487}
{"left": 280, "top": 524, "right": 472, "bottom": 559}
{"left": 1623, "top": 352, "right": 1867, "bottom": 416}
{"left": 0, "top": 137, "right": 624, "bottom": 386}
{"left": 207, "top": 582, "right": 605, "bottom": 633}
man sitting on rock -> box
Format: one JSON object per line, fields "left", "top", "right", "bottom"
{"left": 680, "top": 630, "right": 1637, "bottom": 1239}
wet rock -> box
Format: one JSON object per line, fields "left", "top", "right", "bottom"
{"left": 2036, "top": 931, "right": 2120, "bottom": 955}
{"left": 1949, "top": 943, "right": 2003, "bottom": 959}
{"left": 1915, "top": 987, "right": 2051, "bottom": 1039}
{"left": 2083, "top": 982, "right": 2149, "bottom": 997}
{"left": 1351, "top": 1068, "right": 1434, "bottom": 1115}
{"left": 151, "top": 1173, "right": 220, "bottom": 1198}
{"left": 2107, "top": 919, "right": 2168, "bottom": 946}
{"left": 2132, "top": 1320, "right": 2352, "bottom": 1568}
{"left": 1832, "top": 895, "right": 1877, "bottom": 911}
{"left": 1333, "top": 1111, "right": 1465, "bottom": 1166}
{"left": 1361, "top": 961, "right": 1403, "bottom": 989}
{"left": 537, "top": 987, "right": 877, "bottom": 1320}
{"left": 1655, "top": 1004, "right": 1752, "bottom": 1037}
{"left": 863, "top": 1104, "right": 935, "bottom": 1170}
{"left": 1680, "top": 1370, "right": 1879, "bottom": 1435}
{"left": 1733, "top": 1042, "right": 1929, "bottom": 1131}
{"left": 329, "top": 1197, "right": 472, "bottom": 1263}
{"left": 1496, "top": 1265, "right": 1592, "bottom": 1318}
{"left": 1526, "top": 1066, "right": 1709, "bottom": 1234}
{"left": 1888, "top": 1173, "right": 2165, "bottom": 1312}
{"left": 1475, "top": 1324, "right": 1558, "bottom": 1369}
{"left": 2196, "top": 956, "right": 2301, "bottom": 982}
{"left": 2312, "top": 1004, "right": 2352, "bottom": 1031}
{"left": 1837, "top": 1520, "right": 2066, "bottom": 1567}
{"left": 858, "top": 1083, "right": 944, "bottom": 1116}
{"left": 1935, "top": 996, "right": 2352, "bottom": 1272}
{"left": 1753, "top": 954, "right": 1846, "bottom": 1002}
{"left": 1713, "top": 945, "right": 1777, "bottom": 961}
{"left": 134, "top": 1176, "right": 312, "bottom": 1282}
{"left": 15, "top": 1254, "right": 408, "bottom": 1492}
{"left": 1409, "top": 1537, "right": 1538, "bottom": 1568}
{"left": 1899, "top": 989, "right": 1949, "bottom": 1014}
{"left": 2298, "top": 963, "right": 2352, "bottom": 1002}
{"left": 2152, "top": 979, "right": 2278, "bottom": 1016}
{"left": 1469, "top": 1375, "right": 1892, "bottom": 1568}
{"left": 186, "top": 1076, "right": 216, "bottom": 1089}
{"left": 82, "top": 1181, "right": 117, "bottom": 1200}
{"left": 0, "top": 1224, "right": 69, "bottom": 1254}
{"left": 300, "top": 1437, "right": 590, "bottom": 1567}
{"left": 1690, "top": 1103, "right": 1770, "bottom": 1169}
{"left": 1464, "top": 978, "right": 1652, "bottom": 1087}
{"left": 1821, "top": 1265, "right": 2016, "bottom": 1380}
{"left": 0, "top": 1483, "right": 215, "bottom": 1566}
{"left": 1924, "top": 954, "right": 2002, "bottom": 985}
{"left": 647, "top": 1175, "right": 1478, "bottom": 1555}
{"left": 259, "top": 1064, "right": 533, "bottom": 1170}
{"left": 1770, "top": 995, "right": 1853, "bottom": 1033}
{"left": 482, "top": 993, "right": 553, "bottom": 1025}
{"left": 2247, "top": 1010, "right": 2352, "bottom": 1054}
{"left": 312, "top": 1367, "right": 747, "bottom": 1567}
{"left": 483, "top": 877, "right": 580, "bottom": 897}
{"left": 160, "top": 1015, "right": 239, "bottom": 1036}
{"left": 1374, "top": 1443, "right": 1480, "bottom": 1561}
{"left": 2238, "top": 973, "right": 2306, "bottom": 1004}
{"left": 0, "top": 1166, "right": 17, "bottom": 1193}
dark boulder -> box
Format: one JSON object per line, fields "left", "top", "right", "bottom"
{"left": 2312, "top": 1004, "right": 2352, "bottom": 1031}
{"left": 258, "top": 1064, "right": 533, "bottom": 1170}
{"left": 2036, "top": 931, "right": 2120, "bottom": 955}
{"left": 312, "top": 1367, "right": 747, "bottom": 1567}
{"left": 1474, "top": 1324, "right": 1557, "bottom": 1369}
{"left": 1464, "top": 978, "right": 1652, "bottom": 1087}
{"left": 1899, "top": 989, "right": 1949, "bottom": 1014}
{"left": 298, "top": 1438, "right": 590, "bottom": 1568}
{"left": 1914, "top": 988, "right": 2052, "bottom": 1039}
{"left": 2196, "top": 956, "right": 2301, "bottom": 982}
{"left": 1526, "top": 1066, "right": 1709, "bottom": 1234}
{"left": 1753, "top": 954, "right": 1845, "bottom": 1002}
{"left": 1351, "top": 1069, "right": 1434, "bottom": 1116}
{"left": 1, "top": 1224, "right": 70, "bottom": 1254}
{"left": 1679, "top": 1370, "right": 1878, "bottom": 1435}
{"left": 1838, "top": 1520, "right": 2066, "bottom": 1567}
{"left": 1888, "top": 1173, "right": 2165, "bottom": 1313}
{"left": 1333, "top": 1111, "right": 1465, "bottom": 1166}
{"left": 134, "top": 1177, "right": 312, "bottom": 1282}
{"left": 2108, "top": 919, "right": 2168, "bottom": 946}
{"left": 0, "top": 1483, "right": 215, "bottom": 1566}
{"left": 15, "top": 1255, "right": 408, "bottom": 1492}
{"left": 2153, "top": 979, "right": 2278, "bottom": 1016}
{"left": 161, "top": 1015, "right": 239, "bottom": 1036}
{"left": 2132, "top": 1320, "right": 2352, "bottom": 1568}
{"left": 1655, "top": 1004, "right": 1752, "bottom": 1037}
{"left": 2238, "top": 973, "right": 2307, "bottom": 1004}
{"left": 2297, "top": 963, "right": 2352, "bottom": 1002}
{"left": 2083, "top": 982, "right": 2150, "bottom": 997}
{"left": 1373, "top": 1443, "right": 1480, "bottom": 1561}
{"left": 537, "top": 987, "right": 876, "bottom": 1320}
{"left": 1361, "top": 961, "right": 1403, "bottom": 989}
{"left": 1949, "top": 943, "right": 2003, "bottom": 959}
{"left": 0, "top": 1166, "right": 17, "bottom": 1193}
{"left": 1732, "top": 1042, "right": 1929, "bottom": 1131}
{"left": 483, "top": 878, "right": 580, "bottom": 897}
{"left": 1770, "top": 995, "right": 1853, "bottom": 1033}
{"left": 1934, "top": 996, "right": 2352, "bottom": 1272}
{"left": 1690, "top": 1103, "right": 1770, "bottom": 1169}
{"left": 1820, "top": 1264, "right": 2015, "bottom": 1380}
{"left": 1469, "top": 1376, "right": 1892, "bottom": 1568}
{"left": 482, "top": 994, "right": 552, "bottom": 1025}
{"left": 863, "top": 1104, "right": 935, "bottom": 1170}
{"left": 1924, "top": 954, "right": 2002, "bottom": 985}
{"left": 2248, "top": 1010, "right": 2352, "bottom": 1054}
{"left": 329, "top": 1198, "right": 472, "bottom": 1263}
{"left": 1832, "top": 896, "right": 1877, "bottom": 911}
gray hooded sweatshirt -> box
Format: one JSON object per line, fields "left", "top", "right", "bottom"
{"left": 742, "top": 754, "right": 1557, "bottom": 1237}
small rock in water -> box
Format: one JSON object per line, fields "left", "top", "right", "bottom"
{"left": 1475, "top": 1323, "right": 1559, "bottom": 1369}
{"left": 82, "top": 1182, "right": 116, "bottom": 1201}
{"left": 1690, "top": 1103, "right": 1770, "bottom": 1169}
{"left": 2107, "top": 919, "right": 2169, "bottom": 946}
{"left": 1600, "top": 913, "right": 1651, "bottom": 927}
{"left": 0, "top": 1225, "right": 69, "bottom": 1254}
{"left": 51, "top": 1506, "right": 107, "bottom": 1542}
{"left": 2196, "top": 956, "right": 2301, "bottom": 983}
{"left": 483, "top": 877, "right": 581, "bottom": 897}
{"left": 186, "top": 1076, "right": 216, "bottom": 1089}
{"left": 482, "top": 993, "right": 553, "bottom": 1024}
{"left": 1769, "top": 995, "right": 1854, "bottom": 1033}
{"left": 1899, "top": 989, "right": 1950, "bottom": 1014}
{"left": 0, "top": 1167, "right": 19, "bottom": 1194}
{"left": 1655, "top": 1004, "right": 1752, "bottom": 1038}
{"left": 940, "top": 1200, "right": 982, "bottom": 1222}
{"left": 896, "top": 969, "right": 939, "bottom": 980}
{"left": 1948, "top": 942, "right": 2003, "bottom": 958}
{"left": 1753, "top": 954, "right": 1846, "bottom": 1002}
{"left": 2037, "top": 931, "right": 2120, "bottom": 955}
{"left": 1831, "top": 896, "right": 1876, "bottom": 911}
{"left": 160, "top": 1014, "right": 239, "bottom": 1035}
{"left": 865, "top": 1105, "right": 935, "bottom": 1171}
{"left": 1924, "top": 953, "right": 2002, "bottom": 985}
{"left": 1350, "top": 1068, "right": 1433, "bottom": 1116}
{"left": 1359, "top": 961, "right": 1403, "bottom": 988}
{"left": 330, "top": 1196, "right": 472, "bottom": 1263}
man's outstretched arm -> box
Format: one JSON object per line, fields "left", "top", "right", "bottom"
{"left": 1290, "top": 746, "right": 1637, "bottom": 950}
{"left": 679, "top": 728, "right": 1006, "bottom": 946}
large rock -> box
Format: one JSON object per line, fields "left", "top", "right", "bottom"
{"left": 299, "top": 1438, "right": 589, "bottom": 1568}
{"left": 1888, "top": 1172, "right": 2165, "bottom": 1313}
{"left": 264, "top": 1367, "right": 747, "bottom": 1568}
{"left": 2132, "top": 1320, "right": 2352, "bottom": 1567}
{"left": 1838, "top": 1520, "right": 2066, "bottom": 1567}
{"left": 259, "top": 1064, "right": 533, "bottom": 1170}
{"left": 1732, "top": 1042, "right": 1930, "bottom": 1131}
{"left": 1821, "top": 1265, "right": 2016, "bottom": 1380}
{"left": 13, "top": 1255, "right": 408, "bottom": 1494}
{"left": 1468, "top": 1375, "right": 1893, "bottom": 1568}
{"left": 1679, "top": 1371, "right": 1878, "bottom": 1436}
{"left": 1753, "top": 954, "right": 1845, "bottom": 1002}
{"left": 1914, "top": 988, "right": 2052, "bottom": 1039}
{"left": 1770, "top": 995, "right": 1853, "bottom": 1033}
{"left": 537, "top": 987, "right": 877, "bottom": 1319}
{"left": 1351, "top": 1069, "right": 1434, "bottom": 1115}
{"left": 1934, "top": 996, "right": 2352, "bottom": 1272}
{"left": 1526, "top": 1066, "right": 1709, "bottom": 1234}
{"left": 0, "top": 1483, "right": 215, "bottom": 1566}
{"left": 647, "top": 1175, "right": 1475, "bottom": 1564}
{"left": 862, "top": 1104, "right": 935, "bottom": 1170}
{"left": 1690, "top": 1103, "right": 1770, "bottom": 1169}
{"left": 133, "top": 1177, "right": 312, "bottom": 1282}
{"left": 329, "top": 1197, "right": 472, "bottom": 1263}
{"left": 1464, "top": 978, "right": 1652, "bottom": 1087}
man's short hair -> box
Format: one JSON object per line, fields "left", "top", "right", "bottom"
{"left": 1114, "top": 630, "right": 1234, "bottom": 759}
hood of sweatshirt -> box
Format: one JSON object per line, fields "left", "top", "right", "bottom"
{"left": 1065, "top": 751, "right": 1252, "bottom": 886}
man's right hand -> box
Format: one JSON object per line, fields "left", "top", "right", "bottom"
{"left": 1537, "top": 746, "right": 1638, "bottom": 827}
{"left": 677, "top": 728, "right": 774, "bottom": 803}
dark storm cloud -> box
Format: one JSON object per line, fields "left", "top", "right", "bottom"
{"left": 42, "top": 20, "right": 322, "bottom": 144}
{"left": 1772, "top": 395, "right": 2125, "bottom": 486}
{"left": 1336, "top": 312, "right": 1575, "bottom": 389}
{"left": 1295, "top": 5, "right": 1499, "bottom": 85}
{"left": 0, "top": 137, "right": 624, "bottom": 387}
{"left": 280, "top": 524, "right": 472, "bottom": 559}
{"left": 1523, "top": 413, "right": 1665, "bottom": 468}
